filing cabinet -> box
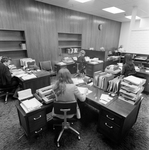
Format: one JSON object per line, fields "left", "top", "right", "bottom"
{"left": 97, "top": 99, "right": 142, "bottom": 143}
{"left": 17, "top": 108, "right": 47, "bottom": 138}
{"left": 16, "top": 101, "right": 53, "bottom": 139}
{"left": 86, "top": 63, "right": 103, "bottom": 78}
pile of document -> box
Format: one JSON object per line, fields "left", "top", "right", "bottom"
{"left": 93, "top": 71, "right": 115, "bottom": 91}
{"left": 119, "top": 75, "right": 146, "bottom": 105}
{"left": 20, "top": 98, "right": 43, "bottom": 113}
{"left": 20, "top": 58, "right": 36, "bottom": 68}
{"left": 107, "top": 75, "right": 123, "bottom": 94}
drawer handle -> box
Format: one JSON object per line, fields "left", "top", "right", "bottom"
{"left": 105, "top": 123, "right": 113, "bottom": 129}
{"left": 34, "top": 115, "right": 42, "bottom": 120}
{"left": 35, "top": 128, "right": 43, "bottom": 134}
{"left": 106, "top": 115, "right": 114, "bottom": 120}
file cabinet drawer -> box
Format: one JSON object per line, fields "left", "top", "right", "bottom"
{"left": 30, "top": 126, "right": 46, "bottom": 137}
{"left": 101, "top": 110, "right": 122, "bottom": 126}
{"left": 29, "top": 111, "right": 46, "bottom": 132}
{"left": 99, "top": 116, "right": 120, "bottom": 141}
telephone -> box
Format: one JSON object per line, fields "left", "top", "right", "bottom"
{"left": 36, "top": 85, "right": 56, "bottom": 104}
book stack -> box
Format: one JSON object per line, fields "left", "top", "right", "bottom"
{"left": 119, "top": 75, "right": 146, "bottom": 105}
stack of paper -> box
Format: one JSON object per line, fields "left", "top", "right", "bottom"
{"left": 119, "top": 75, "right": 146, "bottom": 105}
{"left": 123, "top": 75, "right": 146, "bottom": 86}
{"left": 20, "top": 98, "right": 42, "bottom": 113}
{"left": 18, "top": 89, "right": 33, "bottom": 101}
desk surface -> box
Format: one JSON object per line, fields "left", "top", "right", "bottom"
{"left": 19, "top": 70, "right": 51, "bottom": 93}
{"left": 85, "top": 85, "right": 139, "bottom": 117}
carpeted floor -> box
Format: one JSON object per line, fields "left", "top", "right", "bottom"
{"left": 0, "top": 94, "right": 149, "bottom": 150}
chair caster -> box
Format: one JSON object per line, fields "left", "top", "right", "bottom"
{"left": 78, "top": 136, "right": 80, "bottom": 140}
{"left": 57, "top": 142, "right": 60, "bottom": 147}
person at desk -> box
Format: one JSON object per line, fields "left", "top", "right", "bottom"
{"left": 118, "top": 45, "right": 125, "bottom": 53}
{"left": 76, "top": 50, "right": 86, "bottom": 75}
{"left": 52, "top": 68, "right": 86, "bottom": 119}
{"left": 121, "top": 54, "right": 136, "bottom": 77}
{"left": 0, "top": 56, "right": 21, "bottom": 98}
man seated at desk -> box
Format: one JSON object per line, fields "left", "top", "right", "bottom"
{"left": 0, "top": 56, "right": 21, "bottom": 98}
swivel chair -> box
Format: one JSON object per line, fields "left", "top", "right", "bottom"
{"left": 39, "top": 60, "right": 56, "bottom": 77}
{"left": 0, "top": 86, "right": 16, "bottom": 103}
{"left": 74, "top": 60, "right": 86, "bottom": 78}
{"left": 53, "top": 101, "right": 80, "bottom": 147}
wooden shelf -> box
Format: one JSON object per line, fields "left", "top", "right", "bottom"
{"left": 0, "top": 29, "right": 27, "bottom": 58}
{"left": 58, "top": 33, "right": 82, "bottom": 55}
{"left": 0, "top": 49, "right": 27, "bottom": 52}
{"left": 58, "top": 39, "right": 81, "bottom": 42}
{"left": 59, "top": 46, "right": 81, "bottom": 48}
{"left": 0, "top": 39, "right": 26, "bottom": 42}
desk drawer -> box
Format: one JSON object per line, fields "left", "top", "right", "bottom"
{"left": 101, "top": 110, "right": 122, "bottom": 126}
{"left": 99, "top": 116, "right": 120, "bottom": 141}
{"left": 30, "top": 125, "right": 46, "bottom": 137}
{"left": 29, "top": 111, "right": 46, "bottom": 132}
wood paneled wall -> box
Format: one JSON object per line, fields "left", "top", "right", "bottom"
{"left": 0, "top": 0, "right": 121, "bottom": 65}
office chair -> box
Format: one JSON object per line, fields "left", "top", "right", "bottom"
{"left": 53, "top": 101, "right": 80, "bottom": 147}
{"left": 39, "top": 60, "right": 56, "bottom": 76}
{"left": 0, "top": 86, "right": 16, "bottom": 103}
{"left": 74, "top": 60, "right": 86, "bottom": 77}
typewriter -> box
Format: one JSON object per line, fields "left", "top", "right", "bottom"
{"left": 36, "top": 85, "right": 56, "bottom": 104}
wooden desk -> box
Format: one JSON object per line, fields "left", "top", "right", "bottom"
{"left": 19, "top": 71, "right": 51, "bottom": 93}
{"left": 86, "top": 62, "right": 103, "bottom": 78}
{"left": 85, "top": 86, "right": 142, "bottom": 143}
{"left": 16, "top": 85, "right": 142, "bottom": 142}
{"left": 55, "top": 63, "right": 77, "bottom": 74}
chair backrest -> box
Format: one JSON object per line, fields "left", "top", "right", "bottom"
{"left": 54, "top": 101, "right": 77, "bottom": 115}
{"left": 39, "top": 60, "right": 53, "bottom": 71}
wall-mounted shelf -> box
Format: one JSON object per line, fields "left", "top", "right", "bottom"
{"left": 58, "top": 33, "right": 82, "bottom": 56}
{"left": 0, "top": 29, "right": 27, "bottom": 58}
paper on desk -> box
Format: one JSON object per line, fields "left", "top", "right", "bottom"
{"left": 18, "top": 89, "right": 33, "bottom": 101}
{"left": 145, "top": 70, "right": 149, "bottom": 73}
{"left": 77, "top": 87, "right": 92, "bottom": 95}
{"left": 14, "top": 73, "right": 28, "bottom": 78}
{"left": 99, "top": 94, "right": 113, "bottom": 104}
{"left": 21, "top": 74, "right": 37, "bottom": 80}
{"left": 72, "top": 78, "right": 84, "bottom": 85}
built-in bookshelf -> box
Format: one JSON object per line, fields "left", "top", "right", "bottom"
{"left": 58, "top": 33, "right": 82, "bottom": 56}
{"left": 0, "top": 29, "right": 27, "bottom": 58}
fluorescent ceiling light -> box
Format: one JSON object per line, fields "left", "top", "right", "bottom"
{"left": 102, "top": 7, "right": 125, "bottom": 14}
{"left": 125, "top": 16, "right": 141, "bottom": 20}
{"left": 74, "top": 0, "right": 92, "bottom": 3}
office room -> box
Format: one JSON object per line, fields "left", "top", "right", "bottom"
{"left": 0, "top": 0, "right": 149, "bottom": 149}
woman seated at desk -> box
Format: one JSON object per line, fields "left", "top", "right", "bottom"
{"left": 52, "top": 68, "right": 86, "bottom": 119}
{"left": 121, "top": 54, "right": 136, "bottom": 77}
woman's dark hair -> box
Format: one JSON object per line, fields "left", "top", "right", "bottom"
{"left": 53, "top": 68, "right": 73, "bottom": 96}
{"left": 1, "top": 56, "right": 9, "bottom": 63}
{"left": 124, "top": 54, "right": 133, "bottom": 65}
